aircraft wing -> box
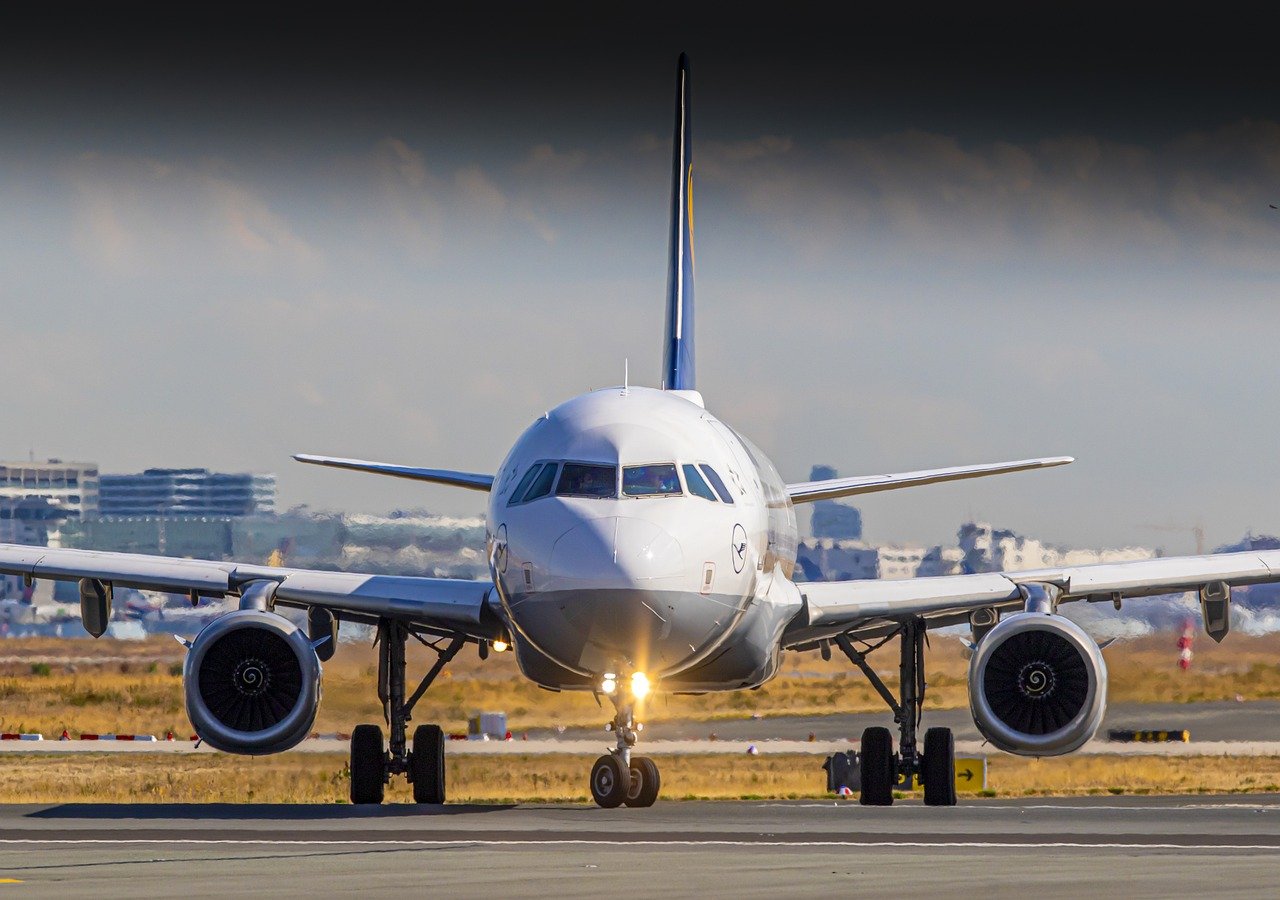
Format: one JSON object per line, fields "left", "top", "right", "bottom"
{"left": 786, "top": 456, "right": 1073, "bottom": 504}
{"left": 0, "top": 542, "right": 502, "bottom": 640}
{"left": 783, "top": 548, "right": 1280, "bottom": 646}
{"left": 293, "top": 454, "right": 494, "bottom": 491}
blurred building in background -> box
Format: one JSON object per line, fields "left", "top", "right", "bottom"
{"left": 98, "top": 468, "right": 275, "bottom": 517}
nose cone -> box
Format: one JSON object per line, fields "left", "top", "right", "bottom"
{"left": 548, "top": 516, "right": 683, "bottom": 589}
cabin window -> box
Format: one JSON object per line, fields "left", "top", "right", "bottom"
{"left": 682, "top": 464, "right": 718, "bottom": 501}
{"left": 556, "top": 463, "right": 617, "bottom": 498}
{"left": 699, "top": 465, "right": 735, "bottom": 504}
{"left": 623, "top": 463, "right": 682, "bottom": 497}
{"left": 506, "top": 464, "right": 544, "bottom": 505}
{"left": 521, "top": 462, "right": 559, "bottom": 501}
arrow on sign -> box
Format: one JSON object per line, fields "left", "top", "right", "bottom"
{"left": 958, "top": 769, "right": 974, "bottom": 781}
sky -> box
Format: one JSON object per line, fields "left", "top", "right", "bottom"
{"left": 2, "top": 7, "right": 1278, "bottom": 555}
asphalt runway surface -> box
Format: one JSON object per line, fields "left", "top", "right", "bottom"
{"left": 2, "top": 796, "right": 1280, "bottom": 897}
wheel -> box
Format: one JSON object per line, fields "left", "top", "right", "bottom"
{"left": 922, "top": 726, "right": 957, "bottom": 807}
{"left": 411, "top": 723, "right": 446, "bottom": 804}
{"left": 859, "top": 726, "right": 895, "bottom": 806}
{"left": 350, "top": 724, "right": 386, "bottom": 805}
{"left": 623, "top": 756, "right": 661, "bottom": 808}
{"left": 589, "top": 754, "right": 628, "bottom": 808}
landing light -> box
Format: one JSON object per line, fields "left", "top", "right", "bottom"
{"left": 600, "top": 673, "right": 618, "bottom": 695}
{"left": 631, "top": 672, "right": 650, "bottom": 699}
{"left": 492, "top": 640, "right": 509, "bottom": 653}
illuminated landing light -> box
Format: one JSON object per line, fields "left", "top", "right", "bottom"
{"left": 492, "top": 640, "right": 509, "bottom": 653}
{"left": 631, "top": 671, "right": 650, "bottom": 700}
{"left": 601, "top": 673, "right": 618, "bottom": 695}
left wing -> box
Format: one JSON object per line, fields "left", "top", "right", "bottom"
{"left": 0, "top": 543, "right": 502, "bottom": 639}
{"left": 293, "top": 454, "right": 494, "bottom": 492}
{"left": 786, "top": 456, "right": 1073, "bottom": 504}
{"left": 784, "top": 548, "right": 1280, "bottom": 646}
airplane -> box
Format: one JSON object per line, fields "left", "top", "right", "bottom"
{"left": 5, "top": 53, "right": 1280, "bottom": 809}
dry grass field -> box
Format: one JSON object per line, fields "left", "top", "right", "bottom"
{"left": 0, "top": 751, "right": 1275, "bottom": 804}
{"left": 3, "top": 629, "right": 1280, "bottom": 738}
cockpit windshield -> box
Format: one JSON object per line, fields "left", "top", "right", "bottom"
{"left": 623, "top": 464, "right": 682, "bottom": 497}
{"left": 556, "top": 463, "right": 617, "bottom": 498}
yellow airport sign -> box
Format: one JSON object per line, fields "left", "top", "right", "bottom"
{"left": 907, "top": 757, "right": 987, "bottom": 792}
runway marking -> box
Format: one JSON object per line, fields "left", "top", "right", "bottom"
{"left": 0, "top": 839, "right": 1277, "bottom": 851}
{"left": 765, "top": 802, "right": 1280, "bottom": 812}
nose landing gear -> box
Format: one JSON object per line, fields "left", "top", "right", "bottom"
{"left": 589, "top": 692, "right": 661, "bottom": 808}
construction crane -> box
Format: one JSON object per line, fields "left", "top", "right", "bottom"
{"left": 1139, "top": 522, "right": 1206, "bottom": 555}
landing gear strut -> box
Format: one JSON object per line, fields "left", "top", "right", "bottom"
{"left": 836, "top": 617, "right": 956, "bottom": 807}
{"left": 590, "top": 692, "right": 660, "bottom": 808}
{"left": 350, "top": 619, "right": 464, "bottom": 805}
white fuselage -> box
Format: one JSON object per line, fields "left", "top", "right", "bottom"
{"left": 486, "top": 386, "right": 802, "bottom": 693}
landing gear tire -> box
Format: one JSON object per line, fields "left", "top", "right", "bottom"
{"left": 590, "top": 754, "right": 629, "bottom": 808}
{"left": 624, "top": 756, "right": 661, "bottom": 808}
{"left": 922, "top": 726, "right": 957, "bottom": 807}
{"left": 859, "top": 726, "right": 895, "bottom": 806}
{"left": 350, "top": 723, "right": 386, "bottom": 805}
{"left": 410, "top": 723, "right": 446, "bottom": 804}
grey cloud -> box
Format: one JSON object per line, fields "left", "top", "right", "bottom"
{"left": 699, "top": 121, "right": 1279, "bottom": 274}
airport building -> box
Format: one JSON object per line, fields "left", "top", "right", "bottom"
{"left": 0, "top": 459, "right": 99, "bottom": 520}
{"left": 98, "top": 468, "right": 276, "bottom": 517}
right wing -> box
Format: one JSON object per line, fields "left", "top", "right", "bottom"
{"left": 786, "top": 456, "right": 1073, "bottom": 504}
{"left": 293, "top": 454, "right": 494, "bottom": 492}
{"left": 0, "top": 542, "right": 502, "bottom": 640}
{"left": 785, "top": 548, "right": 1280, "bottom": 646}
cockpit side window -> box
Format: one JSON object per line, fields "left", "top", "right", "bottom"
{"left": 682, "top": 464, "right": 718, "bottom": 501}
{"left": 623, "top": 463, "right": 682, "bottom": 497}
{"left": 506, "top": 464, "right": 544, "bottom": 506}
{"left": 698, "top": 464, "right": 735, "bottom": 504}
{"left": 556, "top": 463, "right": 617, "bottom": 498}
{"left": 521, "top": 462, "right": 559, "bottom": 501}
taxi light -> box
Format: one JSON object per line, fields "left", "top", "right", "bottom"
{"left": 600, "top": 673, "right": 618, "bottom": 695}
{"left": 631, "top": 672, "right": 650, "bottom": 699}
{"left": 492, "top": 640, "right": 508, "bottom": 653}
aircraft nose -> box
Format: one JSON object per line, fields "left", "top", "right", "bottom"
{"left": 548, "top": 516, "right": 684, "bottom": 588}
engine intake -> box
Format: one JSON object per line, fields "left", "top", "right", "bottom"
{"left": 969, "top": 612, "right": 1106, "bottom": 755}
{"left": 184, "top": 609, "right": 322, "bottom": 755}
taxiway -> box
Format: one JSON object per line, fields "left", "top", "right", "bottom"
{"left": 1, "top": 796, "right": 1279, "bottom": 897}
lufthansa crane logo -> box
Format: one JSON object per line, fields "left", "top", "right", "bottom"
{"left": 731, "top": 524, "right": 748, "bottom": 574}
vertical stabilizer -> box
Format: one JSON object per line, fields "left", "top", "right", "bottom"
{"left": 662, "top": 53, "right": 695, "bottom": 391}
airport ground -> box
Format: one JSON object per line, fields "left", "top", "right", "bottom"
{"left": 2, "top": 796, "right": 1279, "bottom": 897}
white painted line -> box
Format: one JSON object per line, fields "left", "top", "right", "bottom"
{"left": 0, "top": 839, "right": 1275, "bottom": 851}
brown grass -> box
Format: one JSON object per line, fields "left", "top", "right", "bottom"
{"left": 3, "top": 629, "right": 1280, "bottom": 738}
{"left": 0, "top": 751, "right": 1275, "bottom": 804}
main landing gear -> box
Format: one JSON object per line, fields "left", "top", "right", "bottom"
{"left": 350, "top": 619, "right": 465, "bottom": 805}
{"left": 589, "top": 691, "right": 661, "bottom": 808}
{"left": 835, "top": 617, "right": 957, "bottom": 807}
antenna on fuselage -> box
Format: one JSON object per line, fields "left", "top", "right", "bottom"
{"left": 623, "top": 358, "right": 630, "bottom": 394}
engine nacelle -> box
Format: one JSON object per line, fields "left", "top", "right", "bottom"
{"left": 969, "top": 612, "right": 1106, "bottom": 755}
{"left": 183, "top": 609, "right": 322, "bottom": 755}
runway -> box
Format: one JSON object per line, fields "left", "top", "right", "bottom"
{"left": 2, "top": 796, "right": 1279, "bottom": 897}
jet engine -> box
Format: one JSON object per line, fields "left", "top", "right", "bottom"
{"left": 968, "top": 612, "right": 1106, "bottom": 755}
{"left": 183, "top": 609, "right": 322, "bottom": 755}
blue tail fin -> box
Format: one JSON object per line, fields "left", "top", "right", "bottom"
{"left": 662, "top": 53, "right": 695, "bottom": 391}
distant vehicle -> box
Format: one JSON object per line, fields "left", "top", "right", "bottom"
{"left": 3, "top": 55, "right": 1276, "bottom": 809}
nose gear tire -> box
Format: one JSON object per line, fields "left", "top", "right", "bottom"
{"left": 623, "top": 756, "right": 661, "bottom": 807}
{"left": 590, "top": 754, "right": 629, "bottom": 808}
{"left": 859, "top": 726, "right": 895, "bottom": 806}
{"left": 410, "top": 723, "right": 446, "bottom": 804}
{"left": 922, "top": 727, "right": 957, "bottom": 807}
{"left": 350, "top": 724, "right": 386, "bottom": 805}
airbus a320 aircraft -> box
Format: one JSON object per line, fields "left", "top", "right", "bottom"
{"left": 4, "top": 54, "right": 1279, "bottom": 809}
